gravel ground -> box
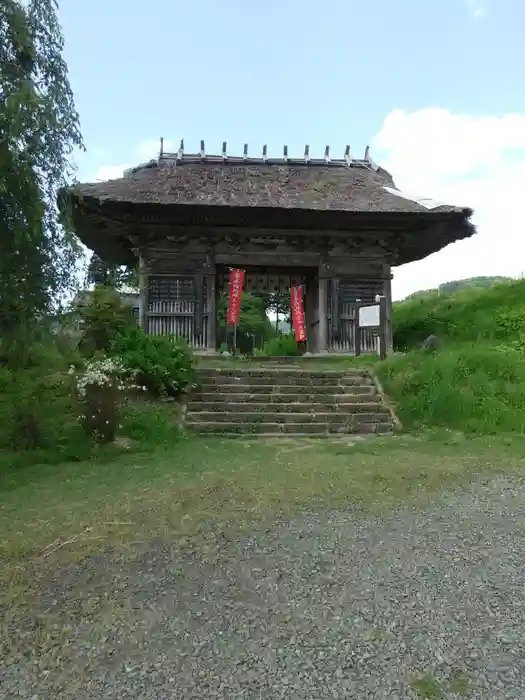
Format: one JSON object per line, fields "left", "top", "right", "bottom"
{"left": 4, "top": 476, "right": 525, "bottom": 699}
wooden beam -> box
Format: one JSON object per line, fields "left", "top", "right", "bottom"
{"left": 215, "top": 251, "right": 321, "bottom": 267}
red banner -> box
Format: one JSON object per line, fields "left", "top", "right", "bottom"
{"left": 290, "top": 286, "right": 307, "bottom": 342}
{"left": 227, "top": 269, "right": 245, "bottom": 325}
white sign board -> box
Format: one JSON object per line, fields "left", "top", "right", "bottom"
{"left": 358, "top": 304, "right": 380, "bottom": 327}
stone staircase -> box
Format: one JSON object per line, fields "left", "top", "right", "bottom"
{"left": 185, "top": 367, "right": 395, "bottom": 437}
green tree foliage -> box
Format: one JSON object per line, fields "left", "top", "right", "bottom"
{"left": 0, "top": 0, "right": 84, "bottom": 338}
{"left": 217, "top": 292, "right": 275, "bottom": 354}
{"left": 76, "top": 286, "right": 136, "bottom": 357}
{"left": 264, "top": 292, "right": 290, "bottom": 330}
{"left": 86, "top": 252, "right": 138, "bottom": 289}
{"left": 404, "top": 276, "right": 513, "bottom": 302}
{"left": 438, "top": 276, "right": 512, "bottom": 294}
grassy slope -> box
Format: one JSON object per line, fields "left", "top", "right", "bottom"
{"left": 378, "top": 278, "right": 525, "bottom": 434}
{"left": 392, "top": 278, "right": 525, "bottom": 349}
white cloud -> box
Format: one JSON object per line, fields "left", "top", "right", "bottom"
{"left": 139, "top": 139, "right": 175, "bottom": 159}
{"left": 93, "top": 164, "right": 129, "bottom": 181}
{"left": 90, "top": 139, "right": 175, "bottom": 181}
{"left": 372, "top": 107, "right": 525, "bottom": 299}
{"left": 466, "top": 0, "right": 488, "bottom": 19}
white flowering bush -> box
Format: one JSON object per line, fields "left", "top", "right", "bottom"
{"left": 72, "top": 357, "right": 123, "bottom": 395}
{"left": 70, "top": 357, "right": 141, "bottom": 443}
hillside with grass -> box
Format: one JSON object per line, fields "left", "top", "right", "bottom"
{"left": 403, "top": 275, "right": 513, "bottom": 301}
{"left": 378, "top": 277, "right": 525, "bottom": 434}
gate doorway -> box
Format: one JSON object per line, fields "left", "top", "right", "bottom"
{"left": 216, "top": 266, "right": 318, "bottom": 354}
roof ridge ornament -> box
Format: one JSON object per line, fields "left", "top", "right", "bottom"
{"left": 364, "top": 145, "right": 380, "bottom": 172}
{"left": 159, "top": 141, "right": 380, "bottom": 168}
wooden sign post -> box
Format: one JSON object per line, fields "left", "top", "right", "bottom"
{"left": 356, "top": 295, "right": 388, "bottom": 360}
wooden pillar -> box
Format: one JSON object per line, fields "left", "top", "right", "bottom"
{"left": 317, "top": 279, "right": 329, "bottom": 353}
{"left": 202, "top": 256, "right": 217, "bottom": 352}
{"left": 193, "top": 270, "right": 204, "bottom": 339}
{"left": 138, "top": 252, "right": 148, "bottom": 332}
{"left": 304, "top": 272, "right": 317, "bottom": 353}
{"left": 383, "top": 267, "right": 394, "bottom": 354}
{"left": 317, "top": 262, "right": 331, "bottom": 354}
{"left": 355, "top": 299, "right": 362, "bottom": 357}
{"left": 378, "top": 295, "right": 388, "bottom": 360}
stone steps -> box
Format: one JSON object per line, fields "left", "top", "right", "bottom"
{"left": 188, "top": 409, "right": 390, "bottom": 423}
{"left": 186, "top": 367, "right": 394, "bottom": 437}
{"left": 197, "top": 383, "right": 374, "bottom": 395}
{"left": 196, "top": 368, "right": 369, "bottom": 378}
{"left": 187, "top": 401, "right": 387, "bottom": 414}
{"left": 199, "top": 376, "right": 374, "bottom": 387}
{"left": 194, "top": 391, "right": 377, "bottom": 404}
{"left": 189, "top": 421, "right": 393, "bottom": 436}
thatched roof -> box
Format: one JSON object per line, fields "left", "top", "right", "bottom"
{"left": 61, "top": 152, "right": 475, "bottom": 266}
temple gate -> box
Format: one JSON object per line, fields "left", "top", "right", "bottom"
{"left": 62, "top": 141, "right": 474, "bottom": 355}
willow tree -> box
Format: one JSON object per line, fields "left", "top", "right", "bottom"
{"left": 0, "top": 0, "right": 84, "bottom": 339}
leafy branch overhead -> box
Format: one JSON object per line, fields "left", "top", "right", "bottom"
{"left": 0, "top": 0, "right": 84, "bottom": 337}
{"left": 86, "top": 253, "right": 138, "bottom": 290}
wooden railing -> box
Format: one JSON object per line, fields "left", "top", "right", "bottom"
{"left": 146, "top": 300, "right": 209, "bottom": 349}
{"left": 327, "top": 302, "right": 377, "bottom": 354}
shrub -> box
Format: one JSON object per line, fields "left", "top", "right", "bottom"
{"left": 0, "top": 323, "right": 190, "bottom": 467}
{"left": 72, "top": 357, "right": 134, "bottom": 444}
{"left": 110, "top": 327, "right": 194, "bottom": 398}
{"left": 0, "top": 364, "right": 86, "bottom": 455}
{"left": 258, "top": 333, "right": 301, "bottom": 357}
{"left": 76, "top": 286, "right": 136, "bottom": 357}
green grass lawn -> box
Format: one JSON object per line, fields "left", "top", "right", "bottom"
{"left": 2, "top": 432, "right": 524, "bottom": 572}
{"left": 4, "top": 431, "right": 512, "bottom": 695}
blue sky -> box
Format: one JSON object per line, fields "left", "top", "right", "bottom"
{"left": 59, "top": 0, "right": 525, "bottom": 299}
